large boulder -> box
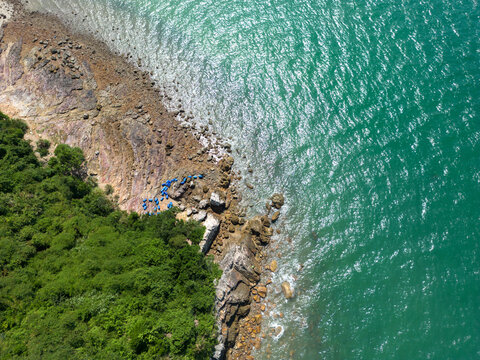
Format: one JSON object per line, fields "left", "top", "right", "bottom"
{"left": 210, "top": 191, "right": 226, "bottom": 212}
{"left": 271, "top": 193, "right": 285, "bottom": 209}
{"left": 193, "top": 210, "right": 207, "bottom": 222}
{"left": 220, "top": 155, "right": 234, "bottom": 172}
{"left": 171, "top": 182, "right": 189, "bottom": 199}
{"left": 230, "top": 281, "right": 251, "bottom": 304}
{"left": 247, "top": 217, "right": 263, "bottom": 235}
{"left": 281, "top": 281, "right": 294, "bottom": 299}
{"left": 198, "top": 213, "right": 220, "bottom": 254}
{"left": 271, "top": 210, "right": 280, "bottom": 222}
{"left": 269, "top": 259, "right": 278, "bottom": 272}
{"left": 257, "top": 286, "right": 267, "bottom": 298}
{"left": 198, "top": 199, "right": 209, "bottom": 209}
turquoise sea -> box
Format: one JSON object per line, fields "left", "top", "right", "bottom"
{"left": 24, "top": 0, "right": 480, "bottom": 358}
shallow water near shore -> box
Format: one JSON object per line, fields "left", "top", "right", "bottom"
{"left": 22, "top": 0, "right": 480, "bottom": 358}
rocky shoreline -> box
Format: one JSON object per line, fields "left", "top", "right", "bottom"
{"left": 0, "top": 2, "right": 289, "bottom": 359}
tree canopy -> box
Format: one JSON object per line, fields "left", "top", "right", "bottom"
{"left": 0, "top": 113, "right": 220, "bottom": 359}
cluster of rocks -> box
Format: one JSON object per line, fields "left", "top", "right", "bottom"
{"left": 209, "top": 172, "right": 287, "bottom": 359}
{"left": 30, "top": 37, "right": 86, "bottom": 80}
{"left": 224, "top": 193, "right": 292, "bottom": 360}
{"left": 161, "top": 152, "right": 287, "bottom": 360}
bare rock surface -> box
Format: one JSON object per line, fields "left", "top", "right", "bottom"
{"left": 199, "top": 198, "right": 209, "bottom": 209}
{"left": 0, "top": 9, "right": 214, "bottom": 212}
{"left": 0, "top": 1, "right": 13, "bottom": 28}
{"left": 199, "top": 213, "right": 221, "bottom": 254}
{"left": 271, "top": 210, "right": 280, "bottom": 222}
{"left": 210, "top": 191, "right": 226, "bottom": 211}
{"left": 213, "top": 238, "right": 261, "bottom": 359}
{"left": 192, "top": 210, "right": 207, "bottom": 222}
{"left": 269, "top": 259, "right": 278, "bottom": 272}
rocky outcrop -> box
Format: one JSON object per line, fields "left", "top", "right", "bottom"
{"left": 171, "top": 182, "right": 189, "bottom": 199}
{"left": 210, "top": 191, "right": 226, "bottom": 212}
{"left": 199, "top": 213, "right": 221, "bottom": 254}
{"left": 213, "top": 236, "right": 261, "bottom": 360}
{"left": 198, "top": 198, "right": 209, "bottom": 209}
{"left": 193, "top": 210, "right": 207, "bottom": 222}
{"left": 268, "top": 259, "right": 278, "bottom": 272}
{"left": 271, "top": 193, "right": 285, "bottom": 209}
{"left": 219, "top": 155, "right": 234, "bottom": 172}
{"left": 247, "top": 217, "right": 263, "bottom": 236}
{"left": 0, "top": 13, "right": 217, "bottom": 212}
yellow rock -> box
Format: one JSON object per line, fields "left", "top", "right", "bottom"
{"left": 269, "top": 260, "right": 278, "bottom": 272}
{"left": 281, "top": 281, "right": 294, "bottom": 299}
{"left": 257, "top": 286, "right": 267, "bottom": 298}
{"left": 271, "top": 210, "right": 280, "bottom": 222}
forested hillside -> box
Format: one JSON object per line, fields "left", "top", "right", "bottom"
{"left": 0, "top": 113, "right": 220, "bottom": 359}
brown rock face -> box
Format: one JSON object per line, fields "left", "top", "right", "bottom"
{"left": 218, "top": 172, "right": 231, "bottom": 188}
{"left": 237, "top": 305, "right": 250, "bottom": 318}
{"left": 0, "top": 14, "right": 212, "bottom": 212}
{"left": 265, "top": 201, "right": 271, "bottom": 212}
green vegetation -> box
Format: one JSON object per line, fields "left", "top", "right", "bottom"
{"left": 36, "top": 139, "right": 51, "bottom": 157}
{"left": 0, "top": 113, "right": 220, "bottom": 359}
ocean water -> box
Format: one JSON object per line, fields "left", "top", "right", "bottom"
{"left": 23, "top": 0, "right": 480, "bottom": 358}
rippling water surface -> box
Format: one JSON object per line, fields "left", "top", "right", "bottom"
{"left": 24, "top": 0, "right": 480, "bottom": 358}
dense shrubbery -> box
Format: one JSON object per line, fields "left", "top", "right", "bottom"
{"left": 0, "top": 113, "right": 220, "bottom": 359}
{"left": 36, "top": 139, "right": 51, "bottom": 157}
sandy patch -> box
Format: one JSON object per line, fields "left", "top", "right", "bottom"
{"left": 0, "top": 0, "right": 14, "bottom": 27}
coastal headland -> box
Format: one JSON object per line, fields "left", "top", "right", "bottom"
{"left": 0, "top": 1, "right": 287, "bottom": 358}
